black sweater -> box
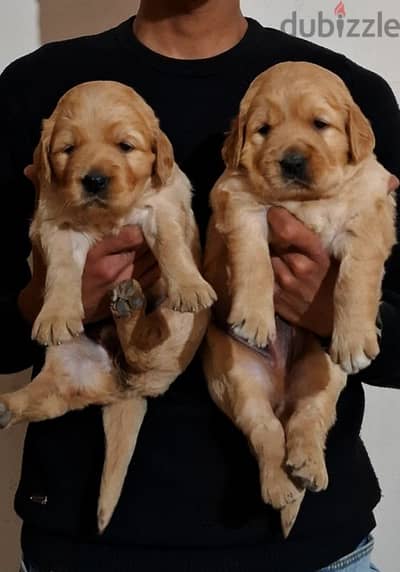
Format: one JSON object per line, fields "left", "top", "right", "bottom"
{"left": 1, "top": 17, "right": 400, "bottom": 572}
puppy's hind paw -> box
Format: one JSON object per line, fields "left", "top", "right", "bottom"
{"left": 111, "top": 279, "right": 145, "bottom": 318}
{"left": 261, "top": 469, "right": 302, "bottom": 510}
{"left": 286, "top": 443, "right": 329, "bottom": 492}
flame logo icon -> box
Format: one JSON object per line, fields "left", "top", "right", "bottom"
{"left": 334, "top": 1, "right": 346, "bottom": 17}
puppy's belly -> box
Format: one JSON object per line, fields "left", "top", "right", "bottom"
{"left": 228, "top": 317, "right": 303, "bottom": 409}
{"left": 238, "top": 316, "right": 295, "bottom": 363}
{"left": 47, "top": 335, "right": 114, "bottom": 390}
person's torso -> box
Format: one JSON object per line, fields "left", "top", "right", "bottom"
{"left": 4, "top": 17, "right": 382, "bottom": 571}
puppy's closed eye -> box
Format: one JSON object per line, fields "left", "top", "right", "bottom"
{"left": 118, "top": 142, "right": 135, "bottom": 153}
{"left": 313, "top": 119, "right": 329, "bottom": 130}
{"left": 63, "top": 145, "right": 75, "bottom": 155}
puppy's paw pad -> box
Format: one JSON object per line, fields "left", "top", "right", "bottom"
{"left": 0, "top": 402, "right": 12, "bottom": 429}
{"left": 111, "top": 279, "right": 145, "bottom": 318}
{"left": 286, "top": 444, "right": 328, "bottom": 492}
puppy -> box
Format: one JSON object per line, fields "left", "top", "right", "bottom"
{"left": 0, "top": 81, "right": 216, "bottom": 532}
{"left": 202, "top": 62, "right": 397, "bottom": 536}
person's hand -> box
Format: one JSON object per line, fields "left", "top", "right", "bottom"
{"left": 82, "top": 227, "right": 160, "bottom": 323}
{"left": 267, "top": 207, "right": 337, "bottom": 337}
{"left": 24, "top": 164, "right": 38, "bottom": 187}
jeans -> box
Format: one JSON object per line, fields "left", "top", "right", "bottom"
{"left": 318, "top": 536, "right": 379, "bottom": 571}
{"left": 20, "top": 537, "right": 379, "bottom": 572}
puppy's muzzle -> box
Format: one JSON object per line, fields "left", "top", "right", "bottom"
{"left": 280, "top": 152, "right": 308, "bottom": 184}
{"left": 82, "top": 171, "right": 110, "bottom": 198}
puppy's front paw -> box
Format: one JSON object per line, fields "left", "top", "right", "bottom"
{"left": 286, "top": 440, "right": 328, "bottom": 493}
{"left": 229, "top": 299, "right": 276, "bottom": 348}
{"left": 111, "top": 279, "right": 145, "bottom": 318}
{"left": 168, "top": 278, "right": 217, "bottom": 313}
{"left": 32, "top": 304, "right": 83, "bottom": 346}
{"left": 330, "top": 328, "right": 379, "bottom": 374}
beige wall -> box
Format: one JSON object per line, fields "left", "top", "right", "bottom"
{"left": 0, "top": 1, "right": 38, "bottom": 72}
{"left": 0, "top": 372, "right": 29, "bottom": 572}
{"left": 39, "top": 0, "right": 139, "bottom": 43}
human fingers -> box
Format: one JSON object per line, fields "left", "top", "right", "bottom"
{"left": 137, "top": 265, "right": 161, "bottom": 290}
{"left": 133, "top": 250, "right": 159, "bottom": 279}
{"left": 268, "top": 207, "right": 326, "bottom": 263}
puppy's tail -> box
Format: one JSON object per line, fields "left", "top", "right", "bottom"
{"left": 97, "top": 396, "right": 147, "bottom": 533}
{"left": 280, "top": 490, "right": 305, "bottom": 539}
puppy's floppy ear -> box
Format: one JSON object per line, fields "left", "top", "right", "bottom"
{"left": 222, "top": 114, "right": 246, "bottom": 169}
{"left": 347, "top": 102, "right": 375, "bottom": 163}
{"left": 152, "top": 129, "right": 174, "bottom": 187}
{"left": 33, "top": 117, "right": 55, "bottom": 187}
{"left": 222, "top": 78, "right": 261, "bottom": 169}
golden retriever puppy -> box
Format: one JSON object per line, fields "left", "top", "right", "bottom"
{"left": 202, "top": 62, "right": 397, "bottom": 536}
{"left": 0, "top": 81, "right": 215, "bottom": 532}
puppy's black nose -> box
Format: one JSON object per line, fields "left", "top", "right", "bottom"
{"left": 82, "top": 172, "right": 109, "bottom": 195}
{"left": 280, "top": 152, "right": 307, "bottom": 181}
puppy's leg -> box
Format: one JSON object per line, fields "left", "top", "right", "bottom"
{"left": 285, "top": 336, "right": 346, "bottom": 492}
{"left": 98, "top": 396, "right": 147, "bottom": 533}
{"left": 211, "top": 184, "right": 276, "bottom": 348}
{"left": 140, "top": 201, "right": 216, "bottom": 313}
{"left": 243, "top": 397, "right": 300, "bottom": 510}
{"left": 0, "top": 338, "right": 120, "bottom": 428}
{"left": 110, "top": 279, "right": 170, "bottom": 371}
{"left": 330, "top": 230, "right": 392, "bottom": 374}
{"left": 203, "top": 325, "right": 301, "bottom": 511}
{"left": 110, "top": 278, "right": 209, "bottom": 398}
{"left": 31, "top": 223, "right": 94, "bottom": 346}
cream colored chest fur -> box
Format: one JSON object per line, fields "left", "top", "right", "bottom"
{"left": 269, "top": 158, "right": 395, "bottom": 259}
{"left": 274, "top": 197, "right": 352, "bottom": 255}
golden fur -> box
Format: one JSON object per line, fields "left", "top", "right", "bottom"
{"left": 203, "top": 62, "right": 397, "bottom": 536}
{"left": 0, "top": 81, "right": 216, "bottom": 532}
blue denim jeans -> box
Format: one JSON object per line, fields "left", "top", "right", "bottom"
{"left": 318, "top": 536, "right": 379, "bottom": 571}
{"left": 20, "top": 537, "right": 379, "bottom": 572}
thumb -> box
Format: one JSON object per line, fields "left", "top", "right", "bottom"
{"left": 389, "top": 174, "right": 399, "bottom": 195}
{"left": 24, "top": 164, "right": 35, "bottom": 181}
{"left": 24, "top": 164, "right": 39, "bottom": 190}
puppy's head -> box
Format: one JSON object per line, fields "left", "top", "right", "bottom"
{"left": 223, "top": 62, "right": 375, "bottom": 199}
{"left": 35, "top": 81, "right": 174, "bottom": 218}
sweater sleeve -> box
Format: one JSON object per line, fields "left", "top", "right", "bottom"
{"left": 0, "top": 65, "right": 36, "bottom": 373}
{"left": 348, "top": 64, "right": 400, "bottom": 388}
